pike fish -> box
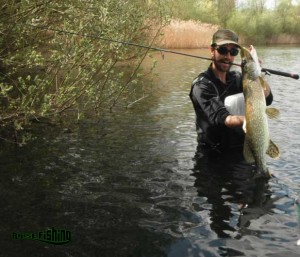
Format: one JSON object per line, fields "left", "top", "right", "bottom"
{"left": 241, "top": 45, "right": 280, "bottom": 178}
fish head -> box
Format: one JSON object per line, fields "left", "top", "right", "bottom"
{"left": 241, "top": 45, "right": 261, "bottom": 80}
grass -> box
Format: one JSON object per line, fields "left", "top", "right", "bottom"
{"left": 156, "top": 20, "right": 219, "bottom": 49}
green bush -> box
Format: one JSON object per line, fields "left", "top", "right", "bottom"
{"left": 227, "top": 10, "right": 281, "bottom": 44}
{"left": 0, "top": 0, "right": 167, "bottom": 144}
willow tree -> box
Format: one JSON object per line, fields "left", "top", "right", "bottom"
{"left": 192, "top": 0, "right": 236, "bottom": 26}
{"left": 0, "top": 0, "right": 167, "bottom": 144}
{"left": 167, "top": 0, "right": 201, "bottom": 20}
{"left": 275, "top": 0, "right": 300, "bottom": 33}
{"left": 217, "top": 0, "right": 236, "bottom": 26}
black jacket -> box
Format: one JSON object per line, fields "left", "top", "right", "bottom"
{"left": 189, "top": 65, "right": 273, "bottom": 151}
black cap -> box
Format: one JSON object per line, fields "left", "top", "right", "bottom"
{"left": 211, "top": 29, "right": 240, "bottom": 47}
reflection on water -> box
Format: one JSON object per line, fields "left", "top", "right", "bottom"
{"left": 192, "top": 146, "right": 274, "bottom": 239}
{"left": 1, "top": 48, "right": 300, "bottom": 257}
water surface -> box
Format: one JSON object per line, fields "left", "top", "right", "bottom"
{"left": 1, "top": 47, "right": 300, "bottom": 257}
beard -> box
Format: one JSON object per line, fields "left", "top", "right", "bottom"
{"left": 213, "top": 58, "right": 232, "bottom": 72}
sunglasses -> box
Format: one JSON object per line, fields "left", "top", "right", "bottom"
{"left": 215, "top": 46, "right": 239, "bottom": 56}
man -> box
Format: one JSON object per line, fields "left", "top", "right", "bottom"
{"left": 189, "top": 29, "right": 273, "bottom": 154}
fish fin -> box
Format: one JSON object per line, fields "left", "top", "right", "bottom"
{"left": 266, "top": 107, "right": 280, "bottom": 119}
{"left": 243, "top": 139, "right": 255, "bottom": 163}
{"left": 266, "top": 140, "right": 280, "bottom": 159}
{"left": 259, "top": 76, "right": 267, "bottom": 90}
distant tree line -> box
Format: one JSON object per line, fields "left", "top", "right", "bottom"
{"left": 170, "top": 0, "right": 300, "bottom": 44}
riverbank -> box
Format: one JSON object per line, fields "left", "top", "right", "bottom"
{"left": 155, "top": 20, "right": 300, "bottom": 48}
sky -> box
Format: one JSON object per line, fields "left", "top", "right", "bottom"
{"left": 237, "top": 0, "right": 275, "bottom": 9}
{"left": 265, "top": 0, "right": 276, "bottom": 8}
{"left": 238, "top": 0, "right": 299, "bottom": 9}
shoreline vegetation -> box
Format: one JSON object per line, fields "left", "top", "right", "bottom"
{"left": 155, "top": 19, "right": 300, "bottom": 49}
{"left": 2, "top": 0, "right": 300, "bottom": 144}
{"left": 155, "top": 20, "right": 218, "bottom": 49}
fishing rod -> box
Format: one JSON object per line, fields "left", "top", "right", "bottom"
{"left": 27, "top": 24, "right": 212, "bottom": 61}
{"left": 261, "top": 68, "right": 299, "bottom": 80}
{"left": 28, "top": 24, "right": 299, "bottom": 80}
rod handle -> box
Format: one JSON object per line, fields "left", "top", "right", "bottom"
{"left": 262, "top": 68, "right": 299, "bottom": 80}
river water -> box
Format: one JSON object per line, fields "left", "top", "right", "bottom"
{"left": 1, "top": 47, "right": 300, "bottom": 257}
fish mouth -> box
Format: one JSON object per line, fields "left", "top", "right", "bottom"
{"left": 241, "top": 47, "right": 253, "bottom": 60}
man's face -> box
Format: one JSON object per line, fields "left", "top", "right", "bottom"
{"left": 211, "top": 44, "right": 239, "bottom": 72}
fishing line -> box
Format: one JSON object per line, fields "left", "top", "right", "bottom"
{"left": 27, "top": 24, "right": 299, "bottom": 80}
{"left": 26, "top": 24, "right": 212, "bottom": 61}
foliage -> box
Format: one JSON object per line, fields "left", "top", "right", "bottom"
{"left": 227, "top": 0, "right": 300, "bottom": 43}
{"left": 0, "top": 0, "right": 167, "bottom": 144}
{"left": 168, "top": 0, "right": 236, "bottom": 26}
{"left": 227, "top": 10, "right": 281, "bottom": 44}
{"left": 167, "top": 0, "right": 203, "bottom": 20}
{"left": 275, "top": 0, "right": 300, "bottom": 34}
{"left": 166, "top": 0, "right": 300, "bottom": 44}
